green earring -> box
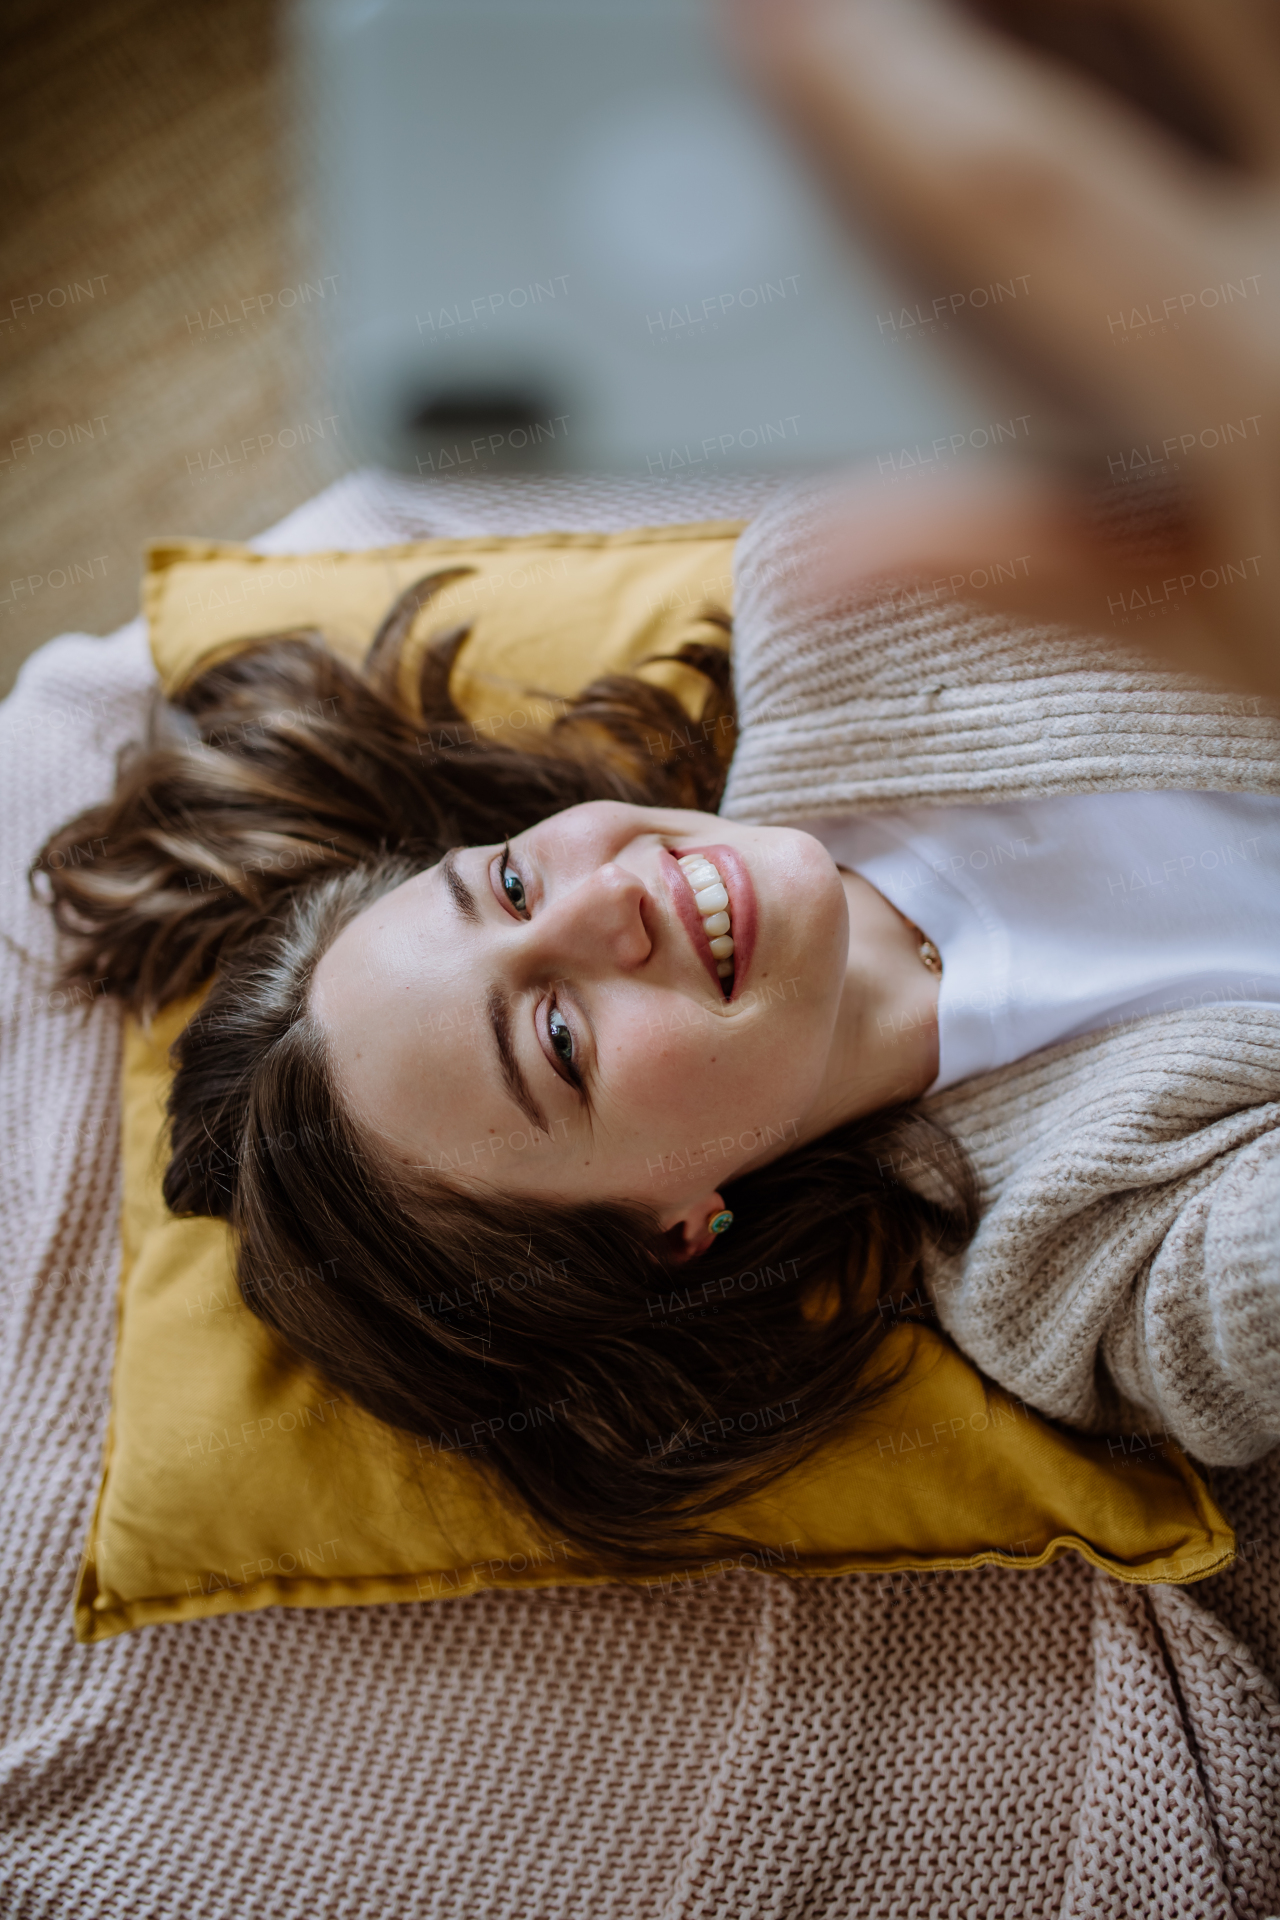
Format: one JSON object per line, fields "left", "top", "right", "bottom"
{"left": 707, "top": 1209, "right": 734, "bottom": 1235}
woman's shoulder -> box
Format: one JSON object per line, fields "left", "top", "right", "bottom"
{"left": 926, "top": 1001, "right": 1280, "bottom": 1168}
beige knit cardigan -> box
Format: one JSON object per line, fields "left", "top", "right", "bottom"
{"left": 721, "top": 481, "right": 1280, "bottom": 1468}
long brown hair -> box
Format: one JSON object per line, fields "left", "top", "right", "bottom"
{"left": 36, "top": 574, "right": 976, "bottom": 1568}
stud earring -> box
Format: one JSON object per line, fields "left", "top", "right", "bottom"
{"left": 707, "top": 1209, "right": 734, "bottom": 1235}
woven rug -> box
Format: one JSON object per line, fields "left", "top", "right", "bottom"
{"left": 0, "top": 0, "right": 346, "bottom": 698}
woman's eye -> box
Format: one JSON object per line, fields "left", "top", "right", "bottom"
{"left": 500, "top": 858, "right": 529, "bottom": 915}
{"left": 548, "top": 1005, "right": 574, "bottom": 1066}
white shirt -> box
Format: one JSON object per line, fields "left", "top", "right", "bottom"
{"left": 801, "top": 790, "right": 1280, "bottom": 1093}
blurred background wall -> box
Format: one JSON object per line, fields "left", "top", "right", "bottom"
{"left": 0, "top": 0, "right": 347, "bottom": 696}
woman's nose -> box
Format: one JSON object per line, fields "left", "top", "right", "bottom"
{"left": 534, "top": 861, "right": 653, "bottom": 972}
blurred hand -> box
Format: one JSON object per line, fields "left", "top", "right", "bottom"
{"left": 717, "top": 0, "right": 1280, "bottom": 702}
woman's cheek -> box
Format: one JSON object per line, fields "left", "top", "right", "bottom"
{"left": 626, "top": 1004, "right": 820, "bottom": 1147}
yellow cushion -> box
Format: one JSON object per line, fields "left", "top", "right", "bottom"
{"left": 76, "top": 525, "right": 1236, "bottom": 1640}
{"left": 143, "top": 523, "right": 746, "bottom": 726}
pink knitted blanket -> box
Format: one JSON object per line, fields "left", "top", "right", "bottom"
{"left": 1, "top": 469, "right": 1276, "bottom": 1920}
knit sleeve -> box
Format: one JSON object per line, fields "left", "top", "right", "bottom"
{"left": 1106, "top": 1127, "right": 1280, "bottom": 1467}
{"left": 719, "top": 479, "right": 1280, "bottom": 823}
{"left": 923, "top": 1008, "right": 1280, "bottom": 1469}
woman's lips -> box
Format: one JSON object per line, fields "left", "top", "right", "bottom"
{"left": 662, "top": 843, "right": 757, "bottom": 1000}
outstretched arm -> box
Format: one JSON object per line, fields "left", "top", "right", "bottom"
{"left": 716, "top": 0, "right": 1280, "bottom": 703}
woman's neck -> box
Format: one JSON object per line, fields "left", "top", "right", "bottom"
{"left": 797, "top": 867, "right": 941, "bottom": 1145}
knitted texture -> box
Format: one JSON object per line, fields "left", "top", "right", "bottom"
{"left": 1, "top": 468, "right": 1277, "bottom": 1920}
{"left": 923, "top": 1015, "right": 1280, "bottom": 1463}
{"left": 720, "top": 479, "right": 1280, "bottom": 824}
{"left": 723, "top": 478, "right": 1280, "bottom": 1468}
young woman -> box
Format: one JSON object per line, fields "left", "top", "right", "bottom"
{"left": 38, "top": 484, "right": 1280, "bottom": 1565}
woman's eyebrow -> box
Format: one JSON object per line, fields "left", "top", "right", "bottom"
{"left": 441, "top": 847, "right": 480, "bottom": 923}
{"left": 486, "top": 985, "right": 550, "bottom": 1135}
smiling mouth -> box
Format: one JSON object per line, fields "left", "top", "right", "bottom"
{"left": 676, "top": 854, "right": 736, "bottom": 995}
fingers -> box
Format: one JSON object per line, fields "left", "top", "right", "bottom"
{"left": 714, "top": 0, "right": 1280, "bottom": 698}
{"left": 716, "top": 0, "right": 1278, "bottom": 446}
{"left": 964, "top": 0, "right": 1280, "bottom": 173}
{"left": 802, "top": 460, "right": 1280, "bottom": 703}
{"left": 802, "top": 461, "right": 1111, "bottom": 634}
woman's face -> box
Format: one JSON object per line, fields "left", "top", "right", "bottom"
{"left": 310, "top": 801, "right": 850, "bottom": 1239}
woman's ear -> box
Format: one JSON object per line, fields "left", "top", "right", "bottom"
{"left": 660, "top": 1191, "right": 728, "bottom": 1265}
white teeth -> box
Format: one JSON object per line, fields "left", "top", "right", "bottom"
{"left": 678, "top": 852, "right": 736, "bottom": 989}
